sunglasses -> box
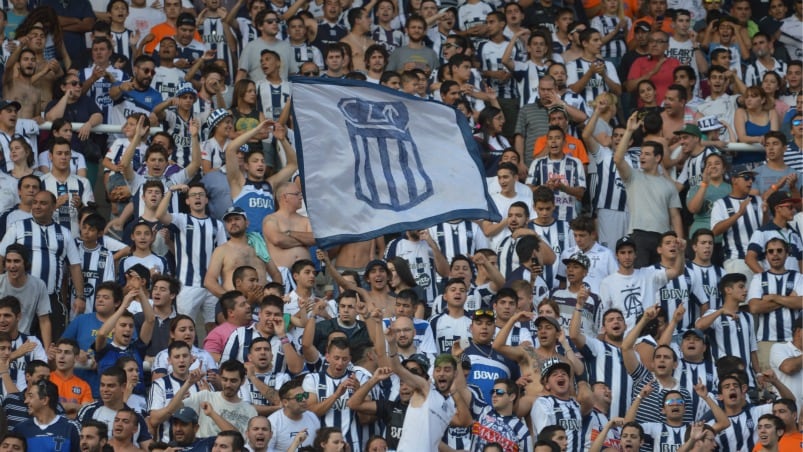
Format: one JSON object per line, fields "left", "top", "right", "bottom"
{"left": 405, "top": 366, "right": 424, "bottom": 376}
{"left": 289, "top": 392, "right": 309, "bottom": 402}
{"left": 737, "top": 174, "right": 755, "bottom": 181}
{"left": 492, "top": 388, "right": 509, "bottom": 396}
{"left": 793, "top": 119, "right": 802, "bottom": 126}
{"left": 264, "top": 19, "right": 279, "bottom": 24}
{"left": 664, "top": 398, "right": 685, "bottom": 406}
{"left": 474, "top": 309, "right": 495, "bottom": 317}
{"left": 766, "top": 248, "right": 786, "bottom": 254}
{"left": 302, "top": 71, "right": 319, "bottom": 76}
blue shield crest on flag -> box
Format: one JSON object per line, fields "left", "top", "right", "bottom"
{"left": 338, "top": 98, "right": 433, "bottom": 211}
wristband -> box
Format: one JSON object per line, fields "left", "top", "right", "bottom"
{"left": 279, "top": 336, "right": 290, "bottom": 345}
{"left": 700, "top": 182, "right": 708, "bottom": 188}
{"left": 770, "top": 184, "right": 778, "bottom": 191}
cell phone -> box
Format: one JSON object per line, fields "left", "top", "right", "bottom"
{"left": 656, "top": 15, "right": 664, "bottom": 22}
{"left": 531, "top": 256, "right": 540, "bottom": 267}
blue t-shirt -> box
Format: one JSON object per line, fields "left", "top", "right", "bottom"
{"left": 14, "top": 415, "right": 81, "bottom": 452}
{"left": 464, "top": 340, "right": 520, "bottom": 403}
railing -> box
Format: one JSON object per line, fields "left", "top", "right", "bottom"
{"left": 37, "top": 122, "right": 164, "bottom": 135}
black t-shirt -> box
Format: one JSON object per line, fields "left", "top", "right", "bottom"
{"left": 375, "top": 398, "right": 409, "bottom": 450}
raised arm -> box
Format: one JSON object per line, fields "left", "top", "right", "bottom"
{"left": 385, "top": 324, "right": 429, "bottom": 394}
{"left": 226, "top": 120, "right": 272, "bottom": 194}
{"left": 622, "top": 305, "right": 660, "bottom": 374}
{"left": 148, "top": 370, "right": 204, "bottom": 426}
{"left": 614, "top": 112, "right": 639, "bottom": 181}
{"left": 95, "top": 292, "right": 136, "bottom": 351}
{"left": 266, "top": 123, "right": 299, "bottom": 188}
{"left": 120, "top": 116, "right": 150, "bottom": 182}
{"left": 491, "top": 311, "right": 533, "bottom": 363}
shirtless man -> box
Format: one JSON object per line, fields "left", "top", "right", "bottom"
{"left": 340, "top": 7, "right": 375, "bottom": 72}
{"left": 317, "top": 251, "right": 396, "bottom": 316}
{"left": 660, "top": 84, "right": 688, "bottom": 150}
{"left": 492, "top": 311, "right": 583, "bottom": 413}
{"left": 205, "top": 206, "right": 281, "bottom": 296}
{"left": 331, "top": 238, "right": 383, "bottom": 273}
{"left": 1, "top": 47, "right": 46, "bottom": 120}
{"left": 262, "top": 182, "right": 313, "bottom": 269}
{"left": 107, "top": 408, "right": 145, "bottom": 452}
{"left": 14, "top": 26, "right": 62, "bottom": 113}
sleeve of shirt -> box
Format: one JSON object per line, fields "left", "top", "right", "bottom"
{"left": 80, "top": 177, "right": 94, "bottom": 204}
{"left": 641, "top": 422, "right": 661, "bottom": 441}
{"left": 768, "top": 342, "right": 792, "bottom": 371}
{"left": 747, "top": 314, "right": 758, "bottom": 352}
{"left": 302, "top": 373, "right": 317, "bottom": 394}
{"left": 530, "top": 397, "right": 555, "bottom": 434}
{"left": 418, "top": 323, "right": 438, "bottom": 355}
{"left": 747, "top": 273, "right": 763, "bottom": 301}
{"left": 709, "top": 199, "right": 727, "bottom": 230}
{"left": 746, "top": 230, "right": 765, "bottom": 256}
{"left": 64, "top": 231, "right": 81, "bottom": 265}
{"left": 35, "top": 278, "right": 51, "bottom": 317}
{"left": 102, "top": 249, "right": 116, "bottom": 282}
{"left": 221, "top": 329, "right": 240, "bottom": 363}
{"left": 575, "top": 157, "right": 587, "bottom": 188}
{"left": 0, "top": 221, "right": 17, "bottom": 255}
{"left": 147, "top": 379, "right": 167, "bottom": 411}
{"left": 135, "top": 412, "right": 153, "bottom": 445}
{"left": 566, "top": 61, "right": 579, "bottom": 85}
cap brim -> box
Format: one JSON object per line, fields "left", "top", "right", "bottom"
{"left": 561, "top": 258, "right": 588, "bottom": 268}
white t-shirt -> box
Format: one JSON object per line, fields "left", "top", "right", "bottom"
{"left": 182, "top": 391, "right": 258, "bottom": 438}
{"left": 599, "top": 268, "right": 670, "bottom": 331}
{"left": 769, "top": 341, "right": 803, "bottom": 411}
{"left": 267, "top": 409, "right": 320, "bottom": 451}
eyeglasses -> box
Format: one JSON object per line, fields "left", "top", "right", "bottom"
{"left": 766, "top": 248, "right": 786, "bottom": 254}
{"left": 301, "top": 71, "right": 319, "bottom": 76}
{"left": 187, "top": 192, "right": 206, "bottom": 198}
{"left": 649, "top": 39, "right": 669, "bottom": 44}
{"left": 264, "top": 19, "right": 279, "bottom": 24}
{"left": 289, "top": 392, "right": 309, "bottom": 402}
{"left": 664, "top": 398, "right": 685, "bottom": 406}
{"left": 793, "top": 119, "right": 802, "bottom": 126}
{"left": 492, "top": 388, "right": 509, "bottom": 396}
{"left": 738, "top": 174, "right": 755, "bottom": 181}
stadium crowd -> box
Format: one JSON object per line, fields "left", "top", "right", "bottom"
{"left": 0, "top": 0, "right": 799, "bottom": 449}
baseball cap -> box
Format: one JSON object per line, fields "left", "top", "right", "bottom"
{"left": 126, "top": 263, "right": 151, "bottom": 288}
{"left": 758, "top": 16, "right": 782, "bottom": 37}
{"left": 673, "top": 124, "right": 704, "bottom": 139}
{"left": 540, "top": 357, "right": 571, "bottom": 379}
{"left": 634, "top": 21, "right": 651, "bottom": 32}
{"left": 471, "top": 308, "right": 495, "bottom": 321}
{"left": 206, "top": 108, "right": 231, "bottom": 133}
{"left": 0, "top": 100, "right": 21, "bottom": 111}
{"left": 682, "top": 328, "right": 706, "bottom": 341}
{"left": 222, "top": 206, "right": 247, "bottom": 221}
{"left": 175, "top": 82, "right": 197, "bottom": 98}
{"left": 767, "top": 190, "right": 801, "bottom": 211}
{"left": 535, "top": 316, "right": 561, "bottom": 330}
{"left": 401, "top": 353, "right": 430, "bottom": 373}
{"left": 547, "top": 105, "right": 569, "bottom": 118}
{"left": 172, "top": 407, "right": 199, "bottom": 424}
{"left": 363, "top": 259, "right": 389, "bottom": 277}
{"left": 562, "top": 252, "right": 590, "bottom": 270}
{"left": 615, "top": 236, "right": 636, "bottom": 252}
{"left": 729, "top": 164, "right": 757, "bottom": 178}
{"left": 177, "top": 12, "right": 196, "bottom": 28}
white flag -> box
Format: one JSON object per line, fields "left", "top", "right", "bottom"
{"left": 291, "top": 78, "right": 501, "bottom": 248}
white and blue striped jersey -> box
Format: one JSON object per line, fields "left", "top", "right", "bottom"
{"left": 148, "top": 373, "right": 201, "bottom": 442}
{"left": 590, "top": 15, "right": 629, "bottom": 60}
{"left": 688, "top": 262, "right": 723, "bottom": 309}
{"left": 235, "top": 17, "right": 260, "bottom": 54}
{"left": 677, "top": 146, "right": 719, "bottom": 188}
{"left": 440, "top": 385, "right": 480, "bottom": 451}
{"left": 654, "top": 263, "right": 707, "bottom": 335}
{"left": 74, "top": 240, "right": 115, "bottom": 313}
{"left": 0, "top": 219, "right": 81, "bottom": 295}
{"left": 40, "top": 173, "right": 94, "bottom": 238}
{"left": 302, "top": 369, "right": 367, "bottom": 451}
{"left": 747, "top": 270, "right": 803, "bottom": 342}
{"left": 674, "top": 357, "right": 718, "bottom": 418}
{"left": 291, "top": 43, "right": 324, "bottom": 69}
{"left": 746, "top": 223, "right": 803, "bottom": 272}
{"left": 716, "top": 403, "right": 772, "bottom": 452}
{"left": 428, "top": 220, "right": 489, "bottom": 265}
{"left": 201, "top": 137, "right": 228, "bottom": 171}
{"left": 550, "top": 287, "right": 602, "bottom": 336}
{"left": 256, "top": 79, "right": 292, "bottom": 121}
{"left": 81, "top": 66, "right": 126, "bottom": 121}
{"left": 385, "top": 238, "right": 440, "bottom": 304}
{"left": 477, "top": 39, "right": 518, "bottom": 100}
{"left": 432, "top": 284, "right": 487, "bottom": 315}
{"left": 105, "top": 138, "right": 147, "bottom": 174}
{"left": 170, "top": 213, "right": 227, "bottom": 288}
{"left": 710, "top": 194, "right": 763, "bottom": 260}
{"left": 556, "top": 243, "right": 618, "bottom": 295}
{"left": 527, "top": 154, "right": 586, "bottom": 222}
{"left": 457, "top": 2, "right": 492, "bottom": 33}
{"left": 199, "top": 17, "right": 235, "bottom": 79}
{"left": 532, "top": 219, "right": 575, "bottom": 290}
{"left": 701, "top": 308, "right": 758, "bottom": 387}
{"left": 240, "top": 370, "right": 291, "bottom": 408}
{"left": 580, "top": 336, "right": 633, "bottom": 418}
{"left": 470, "top": 405, "right": 532, "bottom": 452}
{"left": 222, "top": 326, "right": 296, "bottom": 373}
{"left": 494, "top": 322, "right": 534, "bottom": 347}
{"left": 582, "top": 408, "right": 620, "bottom": 451}
{"left": 642, "top": 422, "right": 687, "bottom": 452}
{"left": 744, "top": 58, "right": 787, "bottom": 87}
{"left": 370, "top": 25, "right": 404, "bottom": 54}
{"left": 111, "top": 29, "right": 134, "bottom": 62}
{"left": 531, "top": 395, "right": 583, "bottom": 452}
{"left": 511, "top": 60, "right": 544, "bottom": 106}
{"left": 631, "top": 364, "right": 695, "bottom": 425}
{"left": 161, "top": 109, "right": 194, "bottom": 167}
{"left": 428, "top": 312, "right": 471, "bottom": 354}
{"left": 565, "top": 58, "right": 620, "bottom": 105}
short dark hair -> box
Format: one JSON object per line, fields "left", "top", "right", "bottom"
{"left": 96, "top": 281, "right": 123, "bottom": 302}
{"left": 0, "top": 296, "right": 21, "bottom": 315}
{"left": 278, "top": 377, "right": 304, "bottom": 399}
{"left": 82, "top": 420, "right": 109, "bottom": 441}
{"left": 691, "top": 228, "right": 714, "bottom": 244}
{"left": 151, "top": 274, "right": 180, "bottom": 295}
{"left": 508, "top": 200, "right": 530, "bottom": 218}
{"left": 674, "top": 65, "right": 697, "bottom": 82}
{"left": 220, "top": 290, "right": 244, "bottom": 319}
{"left": 167, "top": 340, "right": 191, "bottom": 357}
{"left": 219, "top": 360, "right": 247, "bottom": 380}
{"left": 327, "top": 337, "right": 351, "bottom": 354}
{"left": 101, "top": 365, "right": 127, "bottom": 385}
{"left": 515, "top": 235, "right": 540, "bottom": 262}
{"left": 718, "top": 272, "right": 747, "bottom": 293}
{"left": 216, "top": 431, "right": 245, "bottom": 451}
{"left": 642, "top": 140, "right": 664, "bottom": 160}
{"left": 764, "top": 130, "right": 787, "bottom": 146}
